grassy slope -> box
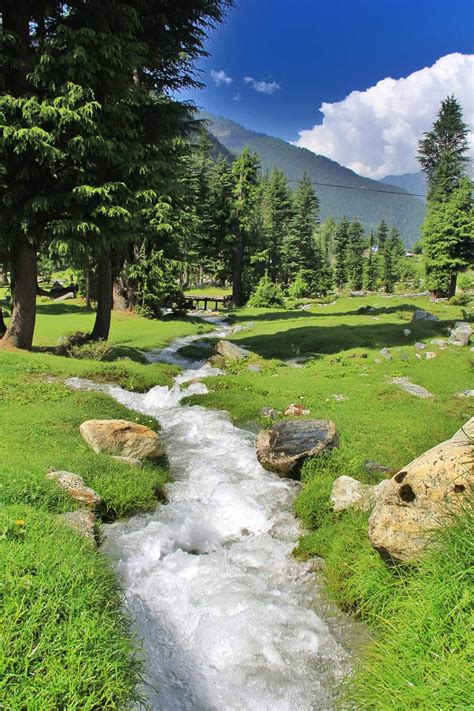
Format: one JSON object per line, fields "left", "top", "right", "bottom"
{"left": 185, "top": 295, "right": 473, "bottom": 709}
{"left": 0, "top": 305, "right": 213, "bottom": 708}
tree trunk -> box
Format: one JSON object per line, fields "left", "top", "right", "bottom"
{"left": 0, "top": 239, "right": 37, "bottom": 349}
{"left": 232, "top": 229, "right": 245, "bottom": 307}
{"left": 85, "top": 266, "right": 92, "bottom": 309}
{"left": 448, "top": 272, "right": 457, "bottom": 299}
{"left": 91, "top": 249, "right": 112, "bottom": 340}
{"left": 0, "top": 308, "right": 7, "bottom": 339}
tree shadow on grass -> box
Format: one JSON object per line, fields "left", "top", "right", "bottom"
{"left": 227, "top": 303, "right": 425, "bottom": 323}
{"left": 234, "top": 319, "right": 452, "bottom": 359}
{"left": 36, "top": 302, "right": 91, "bottom": 316}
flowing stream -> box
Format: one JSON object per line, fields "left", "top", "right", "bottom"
{"left": 68, "top": 317, "right": 359, "bottom": 710}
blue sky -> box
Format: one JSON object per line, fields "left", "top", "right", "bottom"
{"left": 179, "top": 0, "right": 474, "bottom": 177}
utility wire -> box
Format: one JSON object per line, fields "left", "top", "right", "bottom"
{"left": 284, "top": 177, "right": 426, "bottom": 198}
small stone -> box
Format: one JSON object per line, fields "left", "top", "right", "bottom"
{"left": 112, "top": 456, "right": 144, "bottom": 468}
{"left": 260, "top": 406, "right": 278, "bottom": 419}
{"left": 390, "top": 377, "right": 433, "bottom": 399}
{"left": 284, "top": 403, "right": 311, "bottom": 416}
{"left": 363, "top": 459, "right": 392, "bottom": 474}
{"left": 411, "top": 309, "right": 438, "bottom": 322}
{"left": 374, "top": 358, "right": 382, "bottom": 364}
{"left": 331, "top": 394, "right": 348, "bottom": 402}
{"left": 415, "top": 342, "right": 425, "bottom": 350}
{"left": 47, "top": 470, "right": 101, "bottom": 508}
{"left": 425, "top": 352, "right": 437, "bottom": 360}
{"left": 379, "top": 348, "right": 392, "bottom": 360}
{"left": 456, "top": 390, "right": 474, "bottom": 398}
{"left": 431, "top": 339, "right": 447, "bottom": 348}
{"left": 400, "top": 353, "right": 409, "bottom": 361}
{"left": 448, "top": 322, "right": 472, "bottom": 347}
{"left": 403, "top": 328, "right": 411, "bottom": 337}
{"left": 61, "top": 510, "right": 96, "bottom": 544}
{"left": 247, "top": 364, "right": 261, "bottom": 373}
{"left": 330, "top": 476, "right": 390, "bottom": 513}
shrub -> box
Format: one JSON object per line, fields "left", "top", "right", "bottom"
{"left": 248, "top": 275, "right": 285, "bottom": 307}
{"left": 450, "top": 292, "right": 473, "bottom": 306}
{"left": 288, "top": 270, "right": 311, "bottom": 299}
{"left": 57, "top": 332, "right": 111, "bottom": 360}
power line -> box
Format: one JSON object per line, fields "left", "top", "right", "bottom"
{"left": 284, "top": 177, "right": 426, "bottom": 198}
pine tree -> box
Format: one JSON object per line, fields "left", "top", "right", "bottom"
{"left": 347, "top": 220, "right": 365, "bottom": 290}
{"left": 418, "top": 96, "right": 471, "bottom": 296}
{"left": 364, "top": 231, "right": 379, "bottom": 290}
{"left": 283, "top": 173, "right": 319, "bottom": 282}
{"left": 422, "top": 177, "right": 474, "bottom": 297}
{"left": 231, "top": 148, "right": 261, "bottom": 305}
{"left": 334, "top": 217, "right": 350, "bottom": 289}
{"left": 262, "top": 169, "right": 293, "bottom": 281}
{"left": 418, "top": 96, "right": 469, "bottom": 201}
{"left": 376, "top": 220, "right": 389, "bottom": 251}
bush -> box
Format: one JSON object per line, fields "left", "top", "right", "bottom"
{"left": 450, "top": 292, "right": 473, "bottom": 306}
{"left": 57, "top": 332, "right": 111, "bottom": 361}
{"left": 288, "top": 270, "right": 311, "bottom": 299}
{"left": 248, "top": 275, "right": 285, "bottom": 307}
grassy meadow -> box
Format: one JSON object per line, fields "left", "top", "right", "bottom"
{"left": 1, "top": 293, "right": 472, "bottom": 708}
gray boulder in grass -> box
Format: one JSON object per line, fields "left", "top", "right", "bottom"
{"left": 256, "top": 419, "right": 338, "bottom": 475}
{"left": 448, "top": 322, "right": 472, "bottom": 347}
{"left": 80, "top": 419, "right": 162, "bottom": 460}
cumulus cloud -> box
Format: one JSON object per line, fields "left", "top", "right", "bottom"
{"left": 296, "top": 53, "right": 474, "bottom": 178}
{"left": 210, "top": 69, "right": 233, "bottom": 86}
{"left": 244, "top": 76, "right": 280, "bottom": 95}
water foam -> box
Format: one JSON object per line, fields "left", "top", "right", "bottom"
{"left": 67, "top": 318, "right": 357, "bottom": 709}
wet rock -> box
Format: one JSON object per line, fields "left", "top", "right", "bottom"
{"left": 80, "top": 419, "right": 162, "bottom": 460}
{"left": 213, "top": 340, "right": 251, "bottom": 361}
{"left": 379, "top": 347, "right": 392, "bottom": 360}
{"left": 330, "top": 476, "right": 390, "bottom": 513}
{"left": 369, "top": 418, "right": 474, "bottom": 562}
{"left": 411, "top": 309, "right": 438, "bottom": 322}
{"left": 256, "top": 419, "right": 338, "bottom": 475}
{"left": 61, "top": 510, "right": 97, "bottom": 544}
{"left": 448, "top": 321, "right": 472, "bottom": 347}
{"left": 390, "top": 377, "right": 433, "bottom": 399}
{"left": 260, "top": 406, "right": 278, "bottom": 419}
{"left": 47, "top": 470, "right": 101, "bottom": 508}
{"left": 283, "top": 403, "right": 311, "bottom": 416}
{"left": 403, "top": 328, "right": 411, "bottom": 337}
{"left": 112, "top": 455, "right": 144, "bottom": 468}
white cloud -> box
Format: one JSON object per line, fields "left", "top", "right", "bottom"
{"left": 296, "top": 53, "right": 474, "bottom": 178}
{"left": 244, "top": 76, "right": 280, "bottom": 95}
{"left": 210, "top": 69, "right": 233, "bottom": 86}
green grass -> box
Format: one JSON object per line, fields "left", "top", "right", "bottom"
{"left": 1, "top": 294, "right": 472, "bottom": 707}
{"left": 184, "top": 285, "right": 231, "bottom": 296}
{"left": 0, "top": 304, "right": 214, "bottom": 707}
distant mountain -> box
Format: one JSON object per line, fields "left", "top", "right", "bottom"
{"left": 201, "top": 112, "right": 426, "bottom": 247}
{"left": 380, "top": 172, "right": 427, "bottom": 199}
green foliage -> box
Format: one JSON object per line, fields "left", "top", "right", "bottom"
{"left": 422, "top": 177, "right": 474, "bottom": 296}
{"left": 334, "top": 217, "right": 350, "bottom": 289}
{"left": 288, "top": 270, "right": 311, "bottom": 298}
{"left": 283, "top": 173, "right": 320, "bottom": 281}
{"left": 128, "top": 241, "right": 184, "bottom": 318}
{"left": 248, "top": 275, "right": 285, "bottom": 307}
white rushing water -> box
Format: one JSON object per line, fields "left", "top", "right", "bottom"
{"left": 68, "top": 317, "right": 358, "bottom": 710}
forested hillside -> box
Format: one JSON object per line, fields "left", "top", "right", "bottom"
{"left": 201, "top": 112, "right": 426, "bottom": 246}
{"left": 381, "top": 172, "right": 427, "bottom": 199}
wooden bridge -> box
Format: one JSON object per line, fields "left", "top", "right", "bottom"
{"left": 184, "top": 294, "right": 233, "bottom": 310}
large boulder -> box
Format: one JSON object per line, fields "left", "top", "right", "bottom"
{"left": 213, "top": 339, "right": 251, "bottom": 361}
{"left": 448, "top": 321, "right": 472, "bottom": 347}
{"left": 368, "top": 418, "right": 474, "bottom": 562}
{"left": 80, "top": 419, "right": 162, "bottom": 460}
{"left": 47, "top": 470, "right": 101, "bottom": 508}
{"left": 256, "top": 419, "right": 338, "bottom": 475}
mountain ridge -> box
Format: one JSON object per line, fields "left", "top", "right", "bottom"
{"left": 201, "top": 111, "right": 426, "bottom": 246}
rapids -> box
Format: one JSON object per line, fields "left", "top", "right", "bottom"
{"left": 68, "top": 317, "right": 359, "bottom": 710}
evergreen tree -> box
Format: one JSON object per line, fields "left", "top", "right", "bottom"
{"left": 376, "top": 220, "right": 389, "bottom": 251}
{"left": 283, "top": 173, "right": 319, "bottom": 282}
{"left": 422, "top": 177, "right": 474, "bottom": 297}
{"left": 334, "top": 217, "right": 350, "bottom": 289}
{"left": 230, "top": 148, "right": 261, "bottom": 305}
{"left": 364, "top": 231, "right": 379, "bottom": 290}
{"left": 417, "top": 96, "right": 469, "bottom": 201}
{"left": 262, "top": 169, "right": 293, "bottom": 281}
{"left": 418, "top": 97, "right": 471, "bottom": 296}
{"left": 347, "top": 220, "right": 365, "bottom": 290}
{"left": 319, "top": 217, "right": 337, "bottom": 262}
